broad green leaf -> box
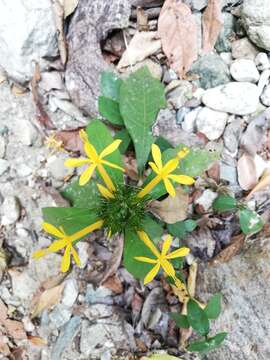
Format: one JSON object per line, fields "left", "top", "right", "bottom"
{"left": 184, "top": 219, "right": 197, "bottom": 232}
{"left": 141, "top": 215, "right": 163, "bottom": 243}
{"left": 86, "top": 119, "right": 123, "bottom": 186}
{"left": 239, "top": 209, "right": 264, "bottom": 235}
{"left": 98, "top": 96, "right": 124, "bottom": 126}
{"left": 205, "top": 293, "right": 222, "bottom": 320}
{"left": 114, "top": 128, "right": 131, "bottom": 154}
{"left": 168, "top": 219, "right": 197, "bottom": 239}
{"left": 120, "top": 67, "right": 166, "bottom": 172}
{"left": 154, "top": 136, "right": 173, "bottom": 153}
{"left": 213, "top": 195, "right": 238, "bottom": 212}
{"left": 187, "top": 299, "right": 210, "bottom": 336}
{"left": 61, "top": 179, "right": 101, "bottom": 209}
{"left": 170, "top": 313, "right": 190, "bottom": 328}
{"left": 187, "top": 332, "right": 227, "bottom": 353}
{"left": 100, "top": 71, "right": 122, "bottom": 101}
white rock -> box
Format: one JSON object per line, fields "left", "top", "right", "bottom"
{"left": 260, "top": 84, "right": 270, "bottom": 106}
{"left": 196, "top": 107, "right": 228, "bottom": 140}
{"left": 0, "top": 0, "right": 58, "bottom": 83}
{"left": 0, "top": 137, "right": 6, "bottom": 158}
{"left": 9, "top": 270, "right": 39, "bottom": 300}
{"left": 1, "top": 196, "right": 21, "bottom": 225}
{"left": 195, "top": 189, "right": 218, "bottom": 211}
{"left": 47, "top": 155, "right": 73, "bottom": 181}
{"left": 230, "top": 59, "right": 260, "bottom": 83}
{"left": 0, "top": 159, "right": 9, "bottom": 176}
{"left": 182, "top": 107, "right": 201, "bottom": 133}
{"left": 76, "top": 242, "right": 89, "bottom": 269}
{"left": 258, "top": 69, "right": 270, "bottom": 94}
{"left": 13, "top": 120, "right": 38, "bottom": 146}
{"left": 16, "top": 164, "right": 33, "bottom": 177}
{"left": 231, "top": 38, "right": 259, "bottom": 60}
{"left": 220, "top": 52, "right": 233, "bottom": 66}
{"left": 62, "top": 279, "right": 78, "bottom": 308}
{"left": 202, "top": 82, "right": 260, "bottom": 115}
{"left": 255, "top": 52, "right": 270, "bottom": 71}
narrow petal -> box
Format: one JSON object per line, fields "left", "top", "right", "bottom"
{"left": 101, "top": 159, "right": 125, "bottom": 171}
{"left": 161, "top": 235, "right": 173, "bottom": 256}
{"left": 163, "top": 158, "right": 179, "bottom": 174}
{"left": 149, "top": 161, "right": 159, "bottom": 174}
{"left": 42, "top": 223, "right": 65, "bottom": 238}
{"left": 168, "top": 174, "right": 195, "bottom": 185}
{"left": 100, "top": 140, "right": 122, "bottom": 158}
{"left": 69, "top": 220, "right": 104, "bottom": 243}
{"left": 97, "top": 183, "right": 115, "bottom": 199}
{"left": 161, "top": 259, "right": 175, "bottom": 278}
{"left": 134, "top": 256, "right": 157, "bottom": 264}
{"left": 32, "top": 249, "right": 48, "bottom": 259}
{"left": 84, "top": 142, "right": 98, "bottom": 161}
{"left": 97, "top": 164, "right": 115, "bottom": 191}
{"left": 70, "top": 246, "right": 81, "bottom": 266}
{"left": 64, "top": 158, "right": 89, "bottom": 168}
{"left": 61, "top": 244, "right": 71, "bottom": 272}
{"left": 164, "top": 178, "right": 176, "bottom": 197}
{"left": 48, "top": 239, "right": 67, "bottom": 252}
{"left": 79, "top": 129, "right": 88, "bottom": 142}
{"left": 166, "top": 247, "right": 190, "bottom": 259}
{"left": 177, "top": 147, "right": 189, "bottom": 160}
{"left": 137, "top": 231, "right": 160, "bottom": 258}
{"left": 137, "top": 175, "right": 161, "bottom": 198}
{"left": 151, "top": 144, "right": 162, "bottom": 170}
{"left": 79, "top": 164, "right": 96, "bottom": 186}
{"left": 144, "top": 263, "right": 160, "bottom": 284}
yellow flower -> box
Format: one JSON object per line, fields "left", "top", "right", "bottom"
{"left": 97, "top": 183, "right": 115, "bottom": 199}
{"left": 137, "top": 144, "right": 194, "bottom": 198}
{"left": 65, "top": 130, "right": 124, "bottom": 190}
{"left": 33, "top": 220, "right": 103, "bottom": 272}
{"left": 134, "top": 231, "right": 190, "bottom": 284}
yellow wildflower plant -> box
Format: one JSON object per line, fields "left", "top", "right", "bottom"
{"left": 138, "top": 144, "right": 195, "bottom": 198}
{"left": 65, "top": 131, "right": 124, "bottom": 189}
{"left": 134, "top": 230, "right": 190, "bottom": 284}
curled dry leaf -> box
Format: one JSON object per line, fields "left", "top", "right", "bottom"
{"left": 149, "top": 188, "right": 189, "bottom": 224}
{"left": 237, "top": 153, "right": 257, "bottom": 191}
{"left": 30, "top": 283, "right": 64, "bottom": 318}
{"left": 51, "top": 0, "right": 67, "bottom": 65}
{"left": 137, "top": 7, "right": 149, "bottom": 32}
{"left": 101, "top": 234, "right": 124, "bottom": 284}
{"left": 28, "top": 335, "right": 48, "bottom": 347}
{"left": 158, "top": 0, "right": 198, "bottom": 78}
{"left": 210, "top": 233, "right": 245, "bottom": 266}
{"left": 55, "top": 128, "right": 85, "bottom": 153}
{"left": 117, "top": 31, "right": 161, "bottom": 69}
{"left": 202, "top": 0, "right": 223, "bottom": 54}
{"left": 247, "top": 168, "right": 270, "bottom": 200}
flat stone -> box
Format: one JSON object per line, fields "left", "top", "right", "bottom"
{"left": 231, "top": 38, "right": 259, "bottom": 60}
{"left": 220, "top": 162, "right": 238, "bottom": 185}
{"left": 123, "top": 59, "right": 162, "bottom": 80}
{"left": 0, "top": 137, "right": 6, "bottom": 158}
{"left": 62, "top": 279, "right": 78, "bottom": 308}
{"left": 13, "top": 120, "right": 38, "bottom": 146}
{"left": 0, "top": 159, "right": 9, "bottom": 176}
{"left": 166, "top": 81, "right": 193, "bottom": 109}
{"left": 260, "top": 84, "right": 270, "bottom": 106}
{"left": 230, "top": 59, "right": 260, "bottom": 83}
{"left": 223, "top": 119, "right": 243, "bottom": 154}
{"left": 196, "top": 107, "right": 228, "bottom": 140}
{"left": 1, "top": 196, "right": 21, "bottom": 225}
{"left": 215, "top": 13, "right": 235, "bottom": 53}
{"left": 202, "top": 82, "right": 260, "bottom": 115}
{"left": 46, "top": 155, "right": 74, "bottom": 181}
{"left": 49, "top": 304, "right": 72, "bottom": 328}
{"left": 255, "top": 52, "right": 270, "bottom": 71}
{"left": 182, "top": 107, "right": 201, "bottom": 133}
{"left": 85, "top": 284, "right": 112, "bottom": 305}
{"left": 195, "top": 189, "right": 218, "bottom": 211}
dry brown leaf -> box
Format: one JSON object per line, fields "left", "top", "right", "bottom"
{"left": 210, "top": 234, "right": 245, "bottom": 266}
{"left": 4, "top": 320, "right": 27, "bottom": 340}
{"left": 11, "top": 84, "right": 27, "bottom": 96}
{"left": 149, "top": 188, "right": 189, "bottom": 224}
{"left": 117, "top": 31, "right": 161, "bottom": 69}
{"left": 202, "top": 0, "right": 223, "bottom": 54}
{"left": 237, "top": 153, "right": 257, "bottom": 191}
{"left": 137, "top": 7, "right": 149, "bottom": 32}
{"left": 247, "top": 168, "right": 270, "bottom": 200}
{"left": 158, "top": 0, "right": 198, "bottom": 78}
{"left": 55, "top": 128, "right": 84, "bottom": 153}
{"left": 28, "top": 335, "right": 48, "bottom": 347}
{"left": 51, "top": 0, "right": 68, "bottom": 65}
{"left": 101, "top": 234, "right": 124, "bottom": 284}
{"left": 102, "top": 275, "right": 123, "bottom": 294}
{"left": 30, "top": 283, "right": 64, "bottom": 318}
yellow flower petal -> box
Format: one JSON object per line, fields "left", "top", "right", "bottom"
{"left": 166, "top": 247, "right": 190, "bottom": 259}
{"left": 164, "top": 178, "right": 176, "bottom": 197}
{"left": 134, "top": 256, "right": 157, "bottom": 264}
{"left": 61, "top": 244, "right": 71, "bottom": 272}
{"left": 97, "top": 164, "right": 115, "bottom": 191}
{"left": 100, "top": 139, "right": 122, "bottom": 158}
{"left": 161, "top": 235, "right": 173, "bottom": 256}
{"left": 69, "top": 220, "right": 104, "bottom": 243}
{"left": 97, "top": 183, "right": 114, "bottom": 199}
{"left": 137, "top": 175, "right": 161, "bottom": 198}
{"left": 84, "top": 142, "right": 98, "bottom": 161}
{"left": 32, "top": 249, "right": 48, "bottom": 259}
{"left": 48, "top": 239, "right": 67, "bottom": 252}
{"left": 137, "top": 231, "right": 160, "bottom": 258}
{"left": 79, "top": 129, "right": 88, "bottom": 142}
{"left": 162, "top": 158, "right": 179, "bottom": 175}
{"left": 161, "top": 259, "right": 175, "bottom": 277}
{"left": 101, "top": 159, "right": 125, "bottom": 172}
{"left": 64, "top": 158, "right": 89, "bottom": 168}
{"left": 42, "top": 222, "right": 65, "bottom": 238}
{"left": 79, "top": 164, "right": 96, "bottom": 186}
{"left": 149, "top": 161, "right": 159, "bottom": 174}
{"left": 144, "top": 263, "right": 160, "bottom": 284}
{"left": 151, "top": 144, "right": 162, "bottom": 170}
{"left": 168, "top": 174, "right": 195, "bottom": 185}
{"left": 177, "top": 147, "right": 189, "bottom": 159}
{"left": 70, "top": 246, "right": 81, "bottom": 266}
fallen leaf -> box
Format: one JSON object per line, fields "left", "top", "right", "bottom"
{"left": 55, "top": 128, "right": 84, "bottom": 153}
{"left": 11, "top": 84, "right": 27, "bottom": 96}
{"left": 102, "top": 275, "right": 123, "bottom": 294}
{"left": 28, "top": 335, "right": 48, "bottom": 347}
{"left": 63, "top": 0, "right": 78, "bottom": 18}
{"left": 202, "top": 0, "right": 223, "bottom": 54}
{"left": 149, "top": 188, "right": 189, "bottom": 224}
{"left": 158, "top": 0, "right": 198, "bottom": 78}
{"left": 51, "top": 0, "right": 67, "bottom": 65}
{"left": 124, "top": 154, "right": 139, "bottom": 181}
{"left": 210, "top": 234, "right": 245, "bottom": 266}
{"left": 4, "top": 320, "right": 27, "bottom": 340}
{"left": 117, "top": 31, "right": 161, "bottom": 69}
{"left": 237, "top": 153, "right": 257, "bottom": 191}
{"left": 101, "top": 234, "right": 124, "bottom": 284}
{"left": 137, "top": 7, "right": 149, "bottom": 32}
{"left": 247, "top": 168, "right": 270, "bottom": 200}
{"left": 30, "top": 283, "right": 64, "bottom": 318}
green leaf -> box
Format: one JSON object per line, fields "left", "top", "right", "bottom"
{"left": 205, "top": 293, "right": 222, "bottom": 320}
{"left": 168, "top": 219, "right": 197, "bottom": 239}
{"left": 239, "top": 208, "right": 264, "bottom": 235}
{"left": 100, "top": 72, "right": 122, "bottom": 101}
{"left": 213, "top": 195, "right": 238, "bottom": 212}
{"left": 187, "top": 332, "right": 227, "bottom": 353}
{"left": 141, "top": 215, "right": 163, "bottom": 243}
{"left": 114, "top": 129, "right": 131, "bottom": 154}
{"left": 98, "top": 96, "right": 124, "bottom": 126}
{"left": 170, "top": 313, "right": 190, "bottom": 328}
{"left": 154, "top": 136, "right": 173, "bottom": 153}
{"left": 86, "top": 119, "right": 123, "bottom": 186}
{"left": 187, "top": 299, "right": 210, "bottom": 336}
{"left": 184, "top": 219, "right": 197, "bottom": 232}
{"left": 61, "top": 179, "right": 101, "bottom": 209}
{"left": 120, "top": 67, "right": 166, "bottom": 172}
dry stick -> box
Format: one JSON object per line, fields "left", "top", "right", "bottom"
{"left": 123, "top": 29, "right": 134, "bottom": 72}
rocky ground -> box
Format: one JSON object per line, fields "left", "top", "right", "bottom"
{"left": 0, "top": 0, "right": 270, "bottom": 359}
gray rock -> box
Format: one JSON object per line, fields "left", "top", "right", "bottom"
{"left": 189, "top": 54, "right": 231, "bottom": 90}
{"left": 195, "top": 189, "right": 218, "bottom": 211}
{"left": 202, "top": 82, "right": 260, "bottom": 115}
{"left": 260, "top": 84, "right": 270, "bottom": 106}
{"left": 1, "top": 196, "right": 21, "bottom": 225}
{"left": 13, "top": 119, "right": 39, "bottom": 146}
{"left": 62, "top": 279, "right": 78, "bottom": 308}
{"left": 215, "top": 13, "right": 235, "bottom": 53}
{"left": 163, "top": 68, "right": 178, "bottom": 83}
{"left": 184, "top": 228, "right": 216, "bottom": 260}
{"left": 0, "top": 159, "right": 9, "bottom": 176}
{"left": 242, "top": 0, "right": 270, "bottom": 51}
{"left": 223, "top": 119, "right": 243, "bottom": 154}
{"left": 0, "top": 0, "right": 58, "bottom": 83}
{"left": 85, "top": 284, "right": 112, "bottom": 305}
{"left": 166, "top": 81, "right": 193, "bottom": 109}
{"left": 258, "top": 69, "right": 270, "bottom": 94}
{"left": 182, "top": 107, "right": 201, "bottom": 133}
{"left": 49, "top": 304, "right": 72, "bottom": 329}
{"left": 220, "top": 162, "right": 238, "bottom": 185}
{"left": 196, "top": 107, "right": 229, "bottom": 140}
{"left": 123, "top": 59, "right": 163, "bottom": 80}
{"left": 255, "top": 52, "right": 270, "bottom": 71}
{"left": 0, "top": 137, "right": 6, "bottom": 158}
{"left": 230, "top": 59, "right": 260, "bottom": 83}
{"left": 231, "top": 38, "right": 259, "bottom": 60}
{"left": 220, "top": 52, "right": 233, "bottom": 66}
{"left": 46, "top": 155, "right": 74, "bottom": 181}
{"left": 197, "top": 237, "right": 270, "bottom": 360}
{"left": 184, "top": 0, "right": 207, "bottom": 11}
